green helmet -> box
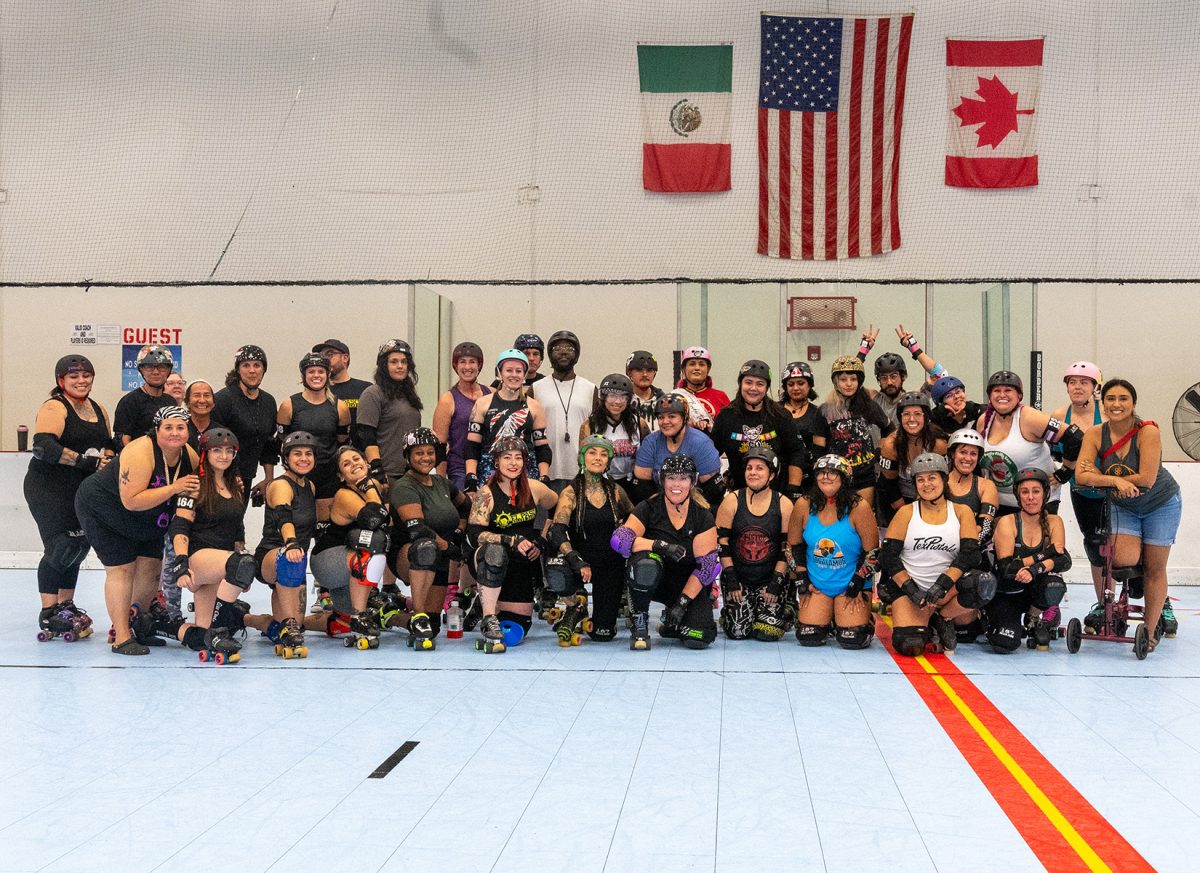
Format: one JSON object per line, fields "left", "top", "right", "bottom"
{"left": 578, "top": 433, "right": 614, "bottom": 468}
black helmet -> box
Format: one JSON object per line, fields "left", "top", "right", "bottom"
{"left": 874, "top": 352, "right": 907, "bottom": 379}
{"left": 281, "top": 430, "right": 318, "bottom": 456}
{"left": 1013, "top": 467, "right": 1050, "bottom": 494}
{"left": 378, "top": 338, "right": 414, "bottom": 362}
{"left": 813, "top": 454, "right": 852, "bottom": 480}
{"left": 200, "top": 427, "right": 239, "bottom": 452}
{"left": 547, "top": 330, "right": 580, "bottom": 355}
{"left": 136, "top": 345, "right": 174, "bottom": 371}
{"left": 513, "top": 333, "right": 544, "bottom": 353}
{"left": 152, "top": 405, "right": 190, "bottom": 427}
{"left": 896, "top": 391, "right": 930, "bottom": 412}
{"left": 987, "top": 370, "right": 1024, "bottom": 397}
{"left": 738, "top": 359, "right": 772, "bottom": 386}
{"left": 234, "top": 345, "right": 267, "bottom": 370}
{"left": 626, "top": 350, "right": 658, "bottom": 372}
{"left": 743, "top": 445, "right": 779, "bottom": 476}
{"left": 402, "top": 427, "right": 446, "bottom": 464}
{"left": 299, "top": 352, "right": 330, "bottom": 375}
{"left": 491, "top": 436, "right": 528, "bottom": 458}
{"left": 653, "top": 392, "right": 688, "bottom": 418}
{"left": 600, "top": 373, "right": 634, "bottom": 397}
{"left": 55, "top": 354, "right": 95, "bottom": 380}
{"left": 452, "top": 341, "right": 483, "bottom": 364}
{"left": 660, "top": 454, "right": 697, "bottom": 482}
{"left": 782, "top": 361, "right": 814, "bottom": 384}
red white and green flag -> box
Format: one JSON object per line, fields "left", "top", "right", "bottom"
{"left": 637, "top": 44, "right": 732, "bottom": 192}
{"left": 946, "top": 37, "right": 1043, "bottom": 188}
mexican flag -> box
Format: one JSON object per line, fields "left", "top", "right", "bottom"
{"left": 638, "top": 44, "right": 732, "bottom": 192}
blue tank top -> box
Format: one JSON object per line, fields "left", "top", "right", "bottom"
{"left": 803, "top": 508, "right": 864, "bottom": 597}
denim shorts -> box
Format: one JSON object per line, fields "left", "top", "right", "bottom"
{"left": 1111, "top": 492, "right": 1182, "bottom": 547}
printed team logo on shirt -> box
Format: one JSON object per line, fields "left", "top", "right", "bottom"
{"left": 829, "top": 418, "right": 876, "bottom": 467}
{"left": 981, "top": 450, "right": 1017, "bottom": 488}
{"left": 492, "top": 508, "right": 537, "bottom": 529}
{"left": 611, "top": 438, "right": 637, "bottom": 457}
{"left": 811, "top": 538, "right": 846, "bottom": 570}
{"left": 732, "top": 424, "right": 778, "bottom": 452}
{"left": 735, "top": 525, "right": 775, "bottom": 564}
{"left": 487, "top": 406, "right": 529, "bottom": 439}
{"left": 1103, "top": 461, "right": 1136, "bottom": 479}
{"left": 911, "top": 536, "right": 956, "bottom": 553}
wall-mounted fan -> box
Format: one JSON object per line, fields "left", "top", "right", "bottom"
{"left": 1172, "top": 384, "right": 1200, "bottom": 460}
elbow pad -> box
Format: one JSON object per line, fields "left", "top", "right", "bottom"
{"left": 357, "top": 424, "right": 378, "bottom": 447}
{"left": 356, "top": 503, "right": 389, "bottom": 531}
{"left": 530, "top": 428, "right": 548, "bottom": 444}
{"left": 265, "top": 502, "right": 294, "bottom": 534}
{"left": 547, "top": 522, "right": 572, "bottom": 552}
{"left": 976, "top": 503, "right": 997, "bottom": 546}
{"left": 337, "top": 424, "right": 350, "bottom": 437}
{"left": 699, "top": 473, "right": 726, "bottom": 504}
{"left": 611, "top": 526, "right": 636, "bottom": 558}
{"left": 786, "top": 540, "right": 808, "bottom": 571}
{"left": 1058, "top": 424, "right": 1084, "bottom": 461}
{"left": 167, "top": 512, "right": 193, "bottom": 542}
{"left": 717, "top": 526, "right": 733, "bottom": 559}
{"left": 1048, "top": 545, "right": 1072, "bottom": 574}
{"left": 403, "top": 517, "right": 435, "bottom": 543}
{"left": 880, "top": 538, "right": 905, "bottom": 577}
{"left": 695, "top": 550, "right": 721, "bottom": 586}
{"left": 951, "top": 538, "right": 982, "bottom": 572}
{"left": 31, "top": 432, "right": 65, "bottom": 465}
{"left": 464, "top": 436, "right": 482, "bottom": 463}
{"left": 534, "top": 443, "right": 553, "bottom": 466}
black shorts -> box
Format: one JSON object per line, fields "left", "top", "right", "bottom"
{"left": 75, "top": 503, "right": 163, "bottom": 568}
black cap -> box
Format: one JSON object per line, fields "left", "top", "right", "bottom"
{"left": 312, "top": 339, "right": 349, "bottom": 355}
{"left": 626, "top": 350, "right": 658, "bottom": 372}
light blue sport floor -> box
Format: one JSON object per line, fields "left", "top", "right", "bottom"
{"left": 1, "top": 570, "right": 1197, "bottom": 873}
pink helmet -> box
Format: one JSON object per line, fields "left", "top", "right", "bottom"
{"left": 680, "top": 346, "right": 712, "bottom": 364}
{"left": 1063, "top": 361, "right": 1102, "bottom": 385}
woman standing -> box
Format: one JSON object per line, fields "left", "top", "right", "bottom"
{"left": 358, "top": 339, "right": 423, "bottom": 486}
{"left": 74, "top": 407, "right": 200, "bottom": 655}
{"left": 579, "top": 374, "right": 646, "bottom": 503}
{"left": 780, "top": 361, "right": 828, "bottom": 480}
{"left": 820, "top": 356, "right": 892, "bottom": 504}
{"left": 26, "top": 355, "right": 114, "bottom": 641}
{"left": 1075, "top": 379, "right": 1181, "bottom": 651}
{"left": 464, "top": 349, "right": 551, "bottom": 491}
{"left": 276, "top": 353, "right": 350, "bottom": 519}
{"left": 433, "top": 341, "right": 490, "bottom": 490}
{"left": 711, "top": 360, "right": 807, "bottom": 496}
{"left": 213, "top": 345, "right": 278, "bottom": 508}
{"left": 184, "top": 379, "right": 216, "bottom": 448}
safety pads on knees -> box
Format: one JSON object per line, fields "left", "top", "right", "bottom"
{"left": 680, "top": 622, "right": 717, "bottom": 649}
{"left": 224, "top": 551, "right": 256, "bottom": 591}
{"left": 956, "top": 570, "right": 997, "bottom": 609}
{"left": 543, "top": 555, "right": 574, "bottom": 595}
{"left": 795, "top": 623, "right": 831, "bottom": 647}
{"left": 720, "top": 598, "right": 755, "bottom": 640}
{"left": 890, "top": 625, "right": 930, "bottom": 657}
{"left": 1032, "top": 574, "right": 1067, "bottom": 610}
{"left": 625, "top": 551, "right": 662, "bottom": 596}
{"left": 348, "top": 527, "right": 389, "bottom": 556}
{"left": 274, "top": 551, "right": 308, "bottom": 588}
{"left": 408, "top": 536, "right": 440, "bottom": 571}
{"left": 752, "top": 598, "right": 787, "bottom": 641}
{"left": 48, "top": 531, "right": 90, "bottom": 571}
{"left": 1082, "top": 531, "right": 1106, "bottom": 568}
{"left": 986, "top": 621, "right": 1022, "bottom": 653}
{"left": 475, "top": 542, "right": 508, "bottom": 588}
{"left": 835, "top": 624, "right": 872, "bottom": 650}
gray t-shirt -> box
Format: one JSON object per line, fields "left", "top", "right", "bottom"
{"left": 356, "top": 384, "right": 421, "bottom": 477}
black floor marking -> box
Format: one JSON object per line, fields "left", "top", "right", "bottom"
{"left": 369, "top": 741, "right": 419, "bottom": 779}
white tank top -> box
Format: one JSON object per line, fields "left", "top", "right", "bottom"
{"left": 901, "top": 502, "right": 960, "bottom": 590}
{"left": 981, "top": 406, "right": 1059, "bottom": 508}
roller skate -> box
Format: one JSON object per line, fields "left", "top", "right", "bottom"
{"left": 630, "top": 611, "right": 651, "bottom": 651}
{"left": 553, "top": 594, "right": 591, "bottom": 647}
{"left": 58, "top": 600, "right": 94, "bottom": 636}
{"left": 1040, "top": 604, "right": 1061, "bottom": 633}
{"left": 1024, "top": 613, "right": 1052, "bottom": 651}
{"left": 197, "top": 627, "right": 242, "bottom": 664}
{"left": 538, "top": 589, "right": 562, "bottom": 623}
{"left": 656, "top": 609, "right": 681, "bottom": 640}
{"left": 1084, "top": 601, "right": 1105, "bottom": 633}
{"left": 310, "top": 585, "right": 334, "bottom": 614}
{"left": 928, "top": 612, "right": 957, "bottom": 654}
{"left": 37, "top": 604, "right": 90, "bottom": 642}
{"left": 1161, "top": 598, "right": 1178, "bottom": 638}
{"left": 129, "top": 601, "right": 166, "bottom": 647}
{"left": 406, "top": 612, "right": 437, "bottom": 650}
{"left": 325, "top": 612, "right": 352, "bottom": 638}
{"left": 271, "top": 618, "right": 308, "bottom": 659}
{"left": 474, "top": 614, "right": 506, "bottom": 654}
{"left": 620, "top": 588, "right": 635, "bottom": 631}
{"left": 459, "top": 587, "right": 483, "bottom": 632}
{"left": 344, "top": 610, "right": 381, "bottom": 650}
{"left": 369, "top": 588, "right": 408, "bottom": 631}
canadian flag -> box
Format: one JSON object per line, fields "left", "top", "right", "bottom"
{"left": 945, "top": 37, "right": 1043, "bottom": 188}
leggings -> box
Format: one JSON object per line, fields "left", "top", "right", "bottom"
{"left": 24, "top": 469, "right": 87, "bottom": 595}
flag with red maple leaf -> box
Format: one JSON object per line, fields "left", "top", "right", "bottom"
{"left": 946, "top": 37, "right": 1043, "bottom": 188}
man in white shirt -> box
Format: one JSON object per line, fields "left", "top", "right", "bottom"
{"left": 531, "top": 330, "right": 598, "bottom": 492}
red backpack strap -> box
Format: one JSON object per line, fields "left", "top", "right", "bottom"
{"left": 1101, "top": 420, "right": 1154, "bottom": 461}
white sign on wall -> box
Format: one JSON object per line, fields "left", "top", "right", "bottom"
{"left": 68, "top": 323, "right": 121, "bottom": 346}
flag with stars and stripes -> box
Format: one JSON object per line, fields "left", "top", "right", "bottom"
{"left": 757, "top": 13, "right": 914, "bottom": 260}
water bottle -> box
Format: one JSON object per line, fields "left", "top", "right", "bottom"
{"left": 17, "top": 425, "right": 28, "bottom": 452}
{"left": 446, "top": 603, "right": 463, "bottom": 639}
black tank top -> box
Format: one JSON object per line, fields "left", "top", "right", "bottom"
{"left": 28, "top": 397, "right": 110, "bottom": 483}
{"left": 485, "top": 480, "right": 538, "bottom": 537}
{"left": 571, "top": 489, "right": 622, "bottom": 565}
{"left": 947, "top": 475, "right": 981, "bottom": 513}
{"left": 731, "top": 488, "right": 783, "bottom": 581}
{"left": 313, "top": 486, "right": 360, "bottom": 554}
{"left": 260, "top": 476, "right": 318, "bottom": 550}
{"left": 189, "top": 491, "right": 246, "bottom": 552}
{"left": 79, "top": 437, "right": 193, "bottom": 539}
{"left": 1000, "top": 514, "right": 1051, "bottom": 594}
{"left": 289, "top": 393, "right": 339, "bottom": 466}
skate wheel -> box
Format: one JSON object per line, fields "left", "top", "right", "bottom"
{"left": 420, "top": 639, "right": 433, "bottom": 650}
{"left": 108, "top": 629, "right": 117, "bottom": 643}
{"left": 1166, "top": 632, "right": 1177, "bottom": 639}
{"left": 582, "top": 619, "right": 593, "bottom": 633}
{"left": 546, "top": 608, "right": 563, "bottom": 623}
{"left": 227, "top": 652, "right": 240, "bottom": 663}
{"left": 199, "top": 650, "right": 210, "bottom": 663}
{"left": 1026, "top": 637, "right": 1035, "bottom": 650}
{"left": 214, "top": 652, "right": 226, "bottom": 665}
{"left": 368, "top": 638, "right": 379, "bottom": 649}
{"left": 274, "top": 644, "right": 285, "bottom": 655}
{"left": 1036, "top": 644, "right": 1049, "bottom": 652}
{"left": 571, "top": 634, "right": 582, "bottom": 646}
{"left": 78, "top": 627, "right": 93, "bottom": 639}
{"left": 558, "top": 638, "right": 572, "bottom": 648}
{"left": 343, "top": 637, "right": 355, "bottom": 647}
{"left": 297, "top": 647, "right": 308, "bottom": 657}
{"left": 36, "top": 631, "right": 51, "bottom": 642}
{"left": 356, "top": 638, "right": 370, "bottom": 650}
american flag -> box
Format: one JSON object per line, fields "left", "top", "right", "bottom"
{"left": 758, "top": 13, "right": 914, "bottom": 260}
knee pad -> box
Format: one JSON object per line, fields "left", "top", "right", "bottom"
{"left": 681, "top": 622, "right": 717, "bottom": 649}
{"left": 408, "top": 536, "right": 439, "bottom": 571}
{"left": 752, "top": 597, "right": 787, "bottom": 641}
{"left": 48, "top": 531, "right": 89, "bottom": 571}
{"left": 224, "top": 551, "right": 256, "bottom": 591}
{"left": 986, "top": 621, "right": 1022, "bottom": 653}
{"left": 476, "top": 543, "right": 509, "bottom": 589}
{"left": 720, "top": 598, "right": 755, "bottom": 640}
{"left": 835, "top": 624, "right": 872, "bottom": 650}
{"left": 274, "top": 551, "right": 308, "bottom": 588}
{"left": 543, "top": 555, "right": 576, "bottom": 595}
{"left": 626, "top": 552, "right": 662, "bottom": 596}
{"left": 348, "top": 527, "right": 389, "bottom": 556}
{"left": 1032, "top": 575, "right": 1066, "bottom": 610}
{"left": 796, "top": 623, "right": 831, "bottom": 647}
{"left": 890, "top": 625, "right": 929, "bottom": 657}
{"left": 956, "top": 570, "right": 997, "bottom": 609}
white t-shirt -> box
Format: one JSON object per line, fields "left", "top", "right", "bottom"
{"left": 532, "top": 375, "right": 596, "bottom": 481}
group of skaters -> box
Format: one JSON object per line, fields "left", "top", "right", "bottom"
{"left": 23, "top": 324, "right": 1182, "bottom": 661}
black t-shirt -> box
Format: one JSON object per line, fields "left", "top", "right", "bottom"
{"left": 787, "top": 403, "right": 829, "bottom": 470}
{"left": 931, "top": 399, "right": 985, "bottom": 435}
{"left": 188, "top": 491, "right": 247, "bottom": 552}
{"left": 113, "top": 388, "right": 173, "bottom": 445}
{"left": 330, "top": 378, "right": 372, "bottom": 447}
{"left": 630, "top": 497, "right": 714, "bottom": 562}
{"left": 711, "top": 404, "right": 808, "bottom": 489}
{"left": 212, "top": 386, "right": 279, "bottom": 483}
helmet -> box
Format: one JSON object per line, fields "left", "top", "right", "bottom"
{"left": 986, "top": 370, "right": 1024, "bottom": 397}
{"left": 578, "top": 433, "right": 615, "bottom": 467}
{"left": 680, "top": 346, "right": 712, "bottom": 364}
{"left": 513, "top": 334, "right": 544, "bottom": 353}
{"left": 931, "top": 375, "right": 965, "bottom": 404}
{"left": 452, "top": 341, "right": 483, "bottom": 365}
{"left": 1013, "top": 467, "right": 1051, "bottom": 494}
{"left": 660, "top": 454, "right": 697, "bottom": 482}
{"left": 743, "top": 445, "right": 780, "bottom": 476}
{"left": 830, "top": 355, "right": 865, "bottom": 382}
{"left": 299, "top": 352, "right": 330, "bottom": 375}
{"left": 781, "top": 361, "right": 814, "bottom": 384}
{"left": 599, "top": 373, "right": 633, "bottom": 397}
{"left": 738, "top": 359, "right": 772, "bottom": 386}
{"left": 200, "top": 427, "right": 239, "bottom": 452}
{"left": 547, "top": 330, "right": 580, "bottom": 355}
{"left": 653, "top": 392, "right": 688, "bottom": 418}
{"left": 152, "top": 405, "right": 190, "bottom": 426}
{"left": 55, "top": 354, "right": 94, "bottom": 380}
{"left": 234, "top": 345, "right": 267, "bottom": 370}
{"left": 402, "top": 427, "right": 446, "bottom": 464}
{"left": 813, "top": 454, "right": 852, "bottom": 480}
{"left": 626, "top": 350, "right": 658, "bottom": 372}
{"left": 378, "top": 339, "right": 413, "bottom": 361}
{"left": 948, "top": 428, "right": 985, "bottom": 453}
{"left": 494, "top": 348, "right": 530, "bottom": 374}
{"left": 1063, "top": 361, "right": 1102, "bottom": 385}
{"left": 874, "top": 352, "right": 908, "bottom": 379}
{"left": 281, "top": 431, "right": 318, "bottom": 457}
{"left": 136, "top": 345, "right": 174, "bottom": 371}
{"left": 897, "top": 391, "right": 930, "bottom": 412}
{"left": 910, "top": 452, "right": 949, "bottom": 477}
{"left": 491, "top": 436, "right": 528, "bottom": 458}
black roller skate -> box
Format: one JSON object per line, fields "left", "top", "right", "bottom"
{"left": 656, "top": 609, "right": 681, "bottom": 640}
{"left": 130, "top": 601, "right": 166, "bottom": 647}
{"left": 310, "top": 585, "right": 334, "bottom": 614}
{"left": 58, "top": 600, "right": 94, "bottom": 636}
{"left": 1161, "top": 598, "right": 1178, "bottom": 638}
{"left": 474, "top": 614, "right": 506, "bottom": 654}
{"left": 369, "top": 588, "right": 407, "bottom": 631}
{"left": 630, "top": 610, "right": 651, "bottom": 651}
{"left": 272, "top": 618, "right": 308, "bottom": 659}
{"left": 345, "top": 610, "right": 381, "bottom": 650}
{"left": 1025, "top": 614, "right": 1052, "bottom": 651}
{"left": 928, "top": 612, "right": 957, "bottom": 654}
{"left": 1083, "top": 601, "right": 1104, "bottom": 633}
{"left": 538, "top": 588, "right": 561, "bottom": 623}
{"left": 37, "top": 604, "right": 90, "bottom": 642}
{"left": 407, "top": 612, "right": 437, "bottom": 650}
{"left": 197, "top": 627, "right": 242, "bottom": 664}
{"left": 553, "top": 594, "right": 591, "bottom": 647}
{"left": 459, "top": 587, "right": 483, "bottom": 632}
